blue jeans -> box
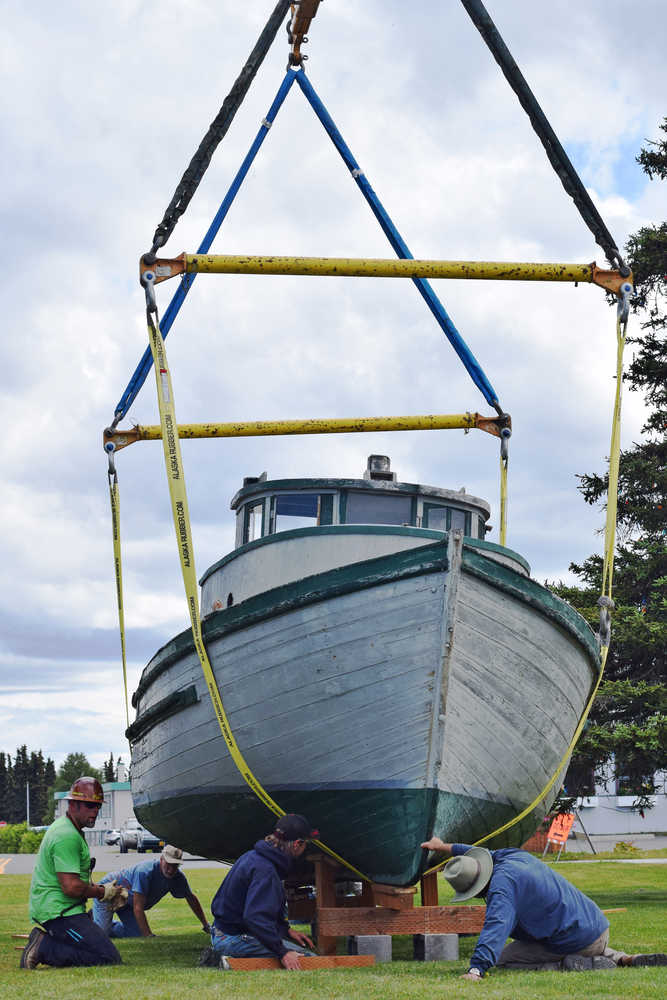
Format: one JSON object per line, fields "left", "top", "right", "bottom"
{"left": 211, "top": 927, "right": 314, "bottom": 958}
{"left": 39, "top": 913, "right": 122, "bottom": 966}
{"left": 92, "top": 900, "right": 142, "bottom": 938}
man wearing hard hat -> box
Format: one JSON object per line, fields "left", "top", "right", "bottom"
{"left": 20, "top": 776, "right": 128, "bottom": 969}
{"left": 421, "top": 837, "right": 667, "bottom": 979}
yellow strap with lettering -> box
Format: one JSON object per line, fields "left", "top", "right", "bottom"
{"left": 499, "top": 450, "right": 508, "bottom": 547}
{"left": 424, "top": 310, "right": 627, "bottom": 874}
{"left": 145, "top": 310, "right": 368, "bottom": 879}
{"left": 108, "top": 470, "right": 130, "bottom": 730}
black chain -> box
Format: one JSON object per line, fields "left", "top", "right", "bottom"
{"left": 146, "top": 0, "right": 291, "bottom": 260}
{"left": 460, "top": 0, "right": 628, "bottom": 273}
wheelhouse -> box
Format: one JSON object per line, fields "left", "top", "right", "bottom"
{"left": 232, "top": 455, "right": 490, "bottom": 547}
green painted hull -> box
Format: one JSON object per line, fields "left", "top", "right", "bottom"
{"left": 136, "top": 787, "right": 546, "bottom": 885}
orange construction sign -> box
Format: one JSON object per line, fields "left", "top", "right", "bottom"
{"left": 546, "top": 813, "right": 575, "bottom": 845}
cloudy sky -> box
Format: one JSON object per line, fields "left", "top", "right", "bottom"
{"left": 2, "top": 0, "right": 665, "bottom": 777}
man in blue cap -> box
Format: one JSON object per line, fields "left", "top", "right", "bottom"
{"left": 209, "top": 813, "right": 319, "bottom": 970}
{"left": 421, "top": 836, "right": 667, "bottom": 979}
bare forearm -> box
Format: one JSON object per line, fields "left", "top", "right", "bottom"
{"left": 420, "top": 837, "right": 453, "bottom": 855}
{"left": 57, "top": 872, "right": 103, "bottom": 901}
{"left": 133, "top": 898, "right": 152, "bottom": 936}
{"left": 187, "top": 894, "right": 210, "bottom": 928}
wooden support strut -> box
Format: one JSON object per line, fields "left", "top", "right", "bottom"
{"left": 305, "top": 857, "right": 485, "bottom": 956}
{"left": 103, "top": 412, "right": 511, "bottom": 453}
{"left": 140, "top": 253, "right": 631, "bottom": 295}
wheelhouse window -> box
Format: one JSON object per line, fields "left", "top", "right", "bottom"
{"left": 243, "top": 500, "right": 264, "bottom": 544}
{"left": 423, "top": 504, "right": 472, "bottom": 535}
{"left": 424, "top": 504, "right": 447, "bottom": 531}
{"left": 345, "top": 493, "right": 413, "bottom": 526}
{"left": 272, "top": 493, "right": 335, "bottom": 534}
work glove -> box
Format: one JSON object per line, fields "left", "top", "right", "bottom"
{"left": 102, "top": 880, "right": 129, "bottom": 910}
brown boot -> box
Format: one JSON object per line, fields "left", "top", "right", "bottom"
{"left": 20, "top": 927, "right": 45, "bottom": 969}
{"left": 626, "top": 954, "right": 667, "bottom": 967}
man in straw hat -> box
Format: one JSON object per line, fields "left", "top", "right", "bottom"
{"left": 92, "top": 843, "right": 210, "bottom": 938}
{"left": 421, "top": 837, "right": 667, "bottom": 979}
{"left": 21, "top": 776, "right": 125, "bottom": 969}
{"left": 208, "top": 813, "right": 319, "bottom": 970}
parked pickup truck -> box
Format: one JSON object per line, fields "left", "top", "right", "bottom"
{"left": 118, "top": 817, "right": 164, "bottom": 854}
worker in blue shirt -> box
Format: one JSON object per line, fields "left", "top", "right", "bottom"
{"left": 209, "top": 814, "right": 318, "bottom": 970}
{"left": 93, "top": 844, "right": 210, "bottom": 938}
{"left": 421, "top": 838, "right": 667, "bottom": 979}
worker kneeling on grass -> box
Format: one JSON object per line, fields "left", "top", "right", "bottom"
{"left": 207, "top": 814, "right": 318, "bottom": 970}
{"left": 21, "top": 776, "right": 125, "bottom": 969}
{"left": 421, "top": 837, "right": 667, "bottom": 980}
{"left": 92, "top": 844, "right": 210, "bottom": 938}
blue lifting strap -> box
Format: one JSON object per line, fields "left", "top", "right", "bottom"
{"left": 114, "top": 68, "right": 500, "bottom": 421}
{"left": 294, "top": 70, "right": 500, "bottom": 412}
{"left": 113, "top": 71, "right": 297, "bottom": 423}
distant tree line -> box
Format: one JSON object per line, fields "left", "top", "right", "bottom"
{"left": 0, "top": 747, "right": 56, "bottom": 825}
{"left": 0, "top": 748, "right": 121, "bottom": 826}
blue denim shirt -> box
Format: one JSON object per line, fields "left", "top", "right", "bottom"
{"left": 100, "top": 858, "right": 191, "bottom": 911}
{"left": 452, "top": 844, "right": 609, "bottom": 973}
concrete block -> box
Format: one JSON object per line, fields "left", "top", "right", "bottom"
{"left": 413, "top": 933, "right": 459, "bottom": 961}
{"left": 348, "top": 934, "right": 392, "bottom": 963}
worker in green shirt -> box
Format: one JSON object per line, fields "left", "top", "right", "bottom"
{"left": 20, "top": 776, "right": 127, "bottom": 969}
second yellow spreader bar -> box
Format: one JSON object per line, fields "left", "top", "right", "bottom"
{"left": 142, "top": 253, "right": 630, "bottom": 295}
{"left": 104, "top": 411, "right": 510, "bottom": 453}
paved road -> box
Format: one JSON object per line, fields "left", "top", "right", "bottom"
{"left": 0, "top": 844, "right": 229, "bottom": 876}
{"left": 3, "top": 836, "right": 666, "bottom": 876}
{"left": 562, "top": 833, "right": 667, "bottom": 855}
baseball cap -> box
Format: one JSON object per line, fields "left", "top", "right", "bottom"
{"left": 161, "top": 845, "right": 184, "bottom": 865}
{"left": 273, "top": 814, "right": 319, "bottom": 841}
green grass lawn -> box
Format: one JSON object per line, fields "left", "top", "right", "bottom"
{"left": 2, "top": 860, "right": 666, "bottom": 1000}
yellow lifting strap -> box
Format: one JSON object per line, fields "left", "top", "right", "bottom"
{"left": 108, "top": 468, "right": 130, "bottom": 730}
{"left": 145, "top": 309, "right": 369, "bottom": 881}
{"left": 424, "top": 305, "right": 628, "bottom": 874}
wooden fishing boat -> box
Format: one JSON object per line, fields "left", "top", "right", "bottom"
{"left": 127, "top": 454, "right": 600, "bottom": 885}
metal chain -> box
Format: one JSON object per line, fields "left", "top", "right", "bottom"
{"left": 460, "top": 0, "right": 629, "bottom": 273}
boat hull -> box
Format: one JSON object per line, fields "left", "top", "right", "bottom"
{"left": 129, "top": 532, "right": 599, "bottom": 885}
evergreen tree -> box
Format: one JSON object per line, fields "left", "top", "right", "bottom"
{"left": 42, "top": 756, "right": 56, "bottom": 825}
{"left": 53, "top": 752, "right": 102, "bottom": 793}
{"left": 556, "top": 121, "right": 667, "bottom": 807}
{"left": 0, "top": 752, "right": 9, "bottom": 821}
{"left": 11, "top": 745, "right": 30, "bottom": 824}
{"left": 28, "top": 751, "right": 48, "bottom": 828}
{"left": 103, "top": 752, "right": 115, "bottom": 783}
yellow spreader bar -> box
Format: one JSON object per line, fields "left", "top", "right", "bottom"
{"left": 143, "top": 253, "right": 630, "bottom": 295}
{"left": 145, "top": 309, "right": 368, "bottom": 880}
{"left": 104, "top": 411, "right": 509, "bottom": 452}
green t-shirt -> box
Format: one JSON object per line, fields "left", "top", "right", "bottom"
{"left": 29, "top": 815, "right": 91, "bottom": 923}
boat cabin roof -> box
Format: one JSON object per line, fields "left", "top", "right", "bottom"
{"left": 229, "top": 455, "right": 491, "bottom": 550}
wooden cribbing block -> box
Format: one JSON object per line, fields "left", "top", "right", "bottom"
{"left": 420, "top": 871, "right": 439, "bottom": 907}
{"left": 223, "top": 955, "right": 375, "bottom": 970}
{"left": 318, "top": 904, "right": 486, "bottom": 937}
{"left": 372, "top": 883, "right": 417, "bottom": 910}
